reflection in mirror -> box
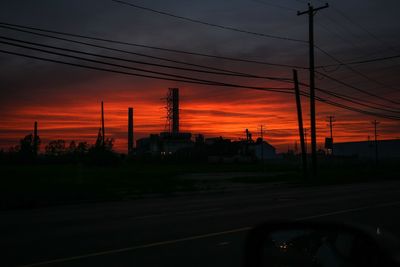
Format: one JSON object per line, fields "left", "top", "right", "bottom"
{"left": 262, "top": 228, "right": 379, "bottom": 267}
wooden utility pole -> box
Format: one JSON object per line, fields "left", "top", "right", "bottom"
{"left": 327, "top": 115, "right": 335, "bottom": 154}
{"left": 101, "top": 101, "right": 105, "bottom": 147}
{"left": 298, "top": 3, "right": 329, "bottom": 177}
{"left": 33, "top": 121, "right": 38, "bottom": 156}
{"left": 293, "top": 69, "right": 307, "bottom": 178}
{"left": 260, "top": 125, "right": 265, "bottom": 163}
{"left": 372, "top": 120, "right": 379, "bottom": 164}
{"left": 304, "top": 128, "right": 308, "bottom": 153}
{"left": 128, "top": 107, "right": 134, "bottom": 154}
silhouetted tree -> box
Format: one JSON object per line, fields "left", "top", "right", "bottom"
{"left": 68, "top": 140, "right": 77, "bottom": 153}
{"left": 45, "top": 139, "right": 66, "bottom": 156}
{"left": 19, "top": 134, "right": 41, "bottom": 158}
{"left": 94, "top": 128, "right": 103, "bottom": 148}
{"left": 88, "top": 136, "right": 117, "bottom": 165}
{"left": 76, "top": 142, "right": 89, "bottom": 154}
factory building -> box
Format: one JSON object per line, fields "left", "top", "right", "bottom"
{"left": 333, "top": 139, "right": 400, "bottom": 159}
{"left": 136, "top": 88, "right": 194, "bottom": 156}
{"left": 135, "top": 88, "right": 276, "bottom": 161}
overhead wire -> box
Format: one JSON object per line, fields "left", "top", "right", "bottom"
{"left": 0, "top": 9, "right": 398, "bottom": 120}
{"left": 106, "top": 1, "right": 400, "bottom": 104}
{"left": 315, "top": 45, "right": 400, "bottom": 101}
{"left": 0, "top": 22, "right": 306, "bottom": 70}
{"left": 3, "top": 32, "right": 399, "bottom": 115}
{"left": 111, "top": 0, "right": 307, "bottom": 43}
{"left": 0, "top": 39, "right": 294, "bottom": 91}
{"left": 1, "top": 46, "right": 399, "bottom": 121}
{"left": 315, "top": 53, "right": 400, "bottom": 69}
{"left": 0, "top": 35, "right": 291, "bottom": 82}
{"left": 315, "top": 70, "right": 400, "bottom": 106}
{"left": 324, "top": 1, "right": 400, "bottom": 54}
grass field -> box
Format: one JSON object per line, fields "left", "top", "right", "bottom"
{"left": 1, "top": 159, "right": 399, "bottom": 210}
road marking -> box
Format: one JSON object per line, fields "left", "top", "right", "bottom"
{"left": 18, "top": 200, "right": 400, "bottom": 267}
{"left": 17, "top": 227, "right": 251, "bottom": 267}
{"left": 296, "top": 200, "right": 400, "bottom": 221}
{"left": 130, "top": 207, "right": 222, "bottom": 221}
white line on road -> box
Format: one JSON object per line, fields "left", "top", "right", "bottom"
{"left": 296, "top": 200, "right": 400, "bottom": 221}
{"left": 130, "top": 207, "right": 222, "bottom": 221}
{"left": 18, "top": 200, "right": 400, "bottom": 267}
{"left": 18, "top": 227, "right": 251, "bottom": 267}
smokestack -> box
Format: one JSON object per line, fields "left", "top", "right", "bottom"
{"left": 171, "top": 88, "right": 179, "bottom": 134}
{"left": 101, "top": 101, "right": 105, "bottom": 146}
{"left": 33, "top": 121, "right": 38, "bottom": 155}
{"left": 128, "top": 107, "right": 134, "bottom": 154}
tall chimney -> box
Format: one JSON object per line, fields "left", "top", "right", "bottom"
{"left": 171, "top": 88, "right": 179, "bottom": 134}
{"left": 33, "top": 121, "right": 38, "bottom": 155}
{"left": 101, "top": 101, "right": 105, "bottom": 146}
{"left": 128, "top": 107, "right": 134, "bottom": 154}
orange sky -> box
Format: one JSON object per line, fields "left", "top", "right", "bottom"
{"left": 1, "top": 76, "right": 399, "bottom": 154}
{"left": 1, "top": 0, "right": 400, "bottom": 154}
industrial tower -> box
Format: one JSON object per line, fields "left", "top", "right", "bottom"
{"left": 128, "top": 107, "right": 134, "bottom": 154}
{"left": 166, "top": 88, "right": 179, "bottom": 135}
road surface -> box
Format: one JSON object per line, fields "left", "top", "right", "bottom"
{"left": 2, "top": 180, "right": 400, "bottom": 267}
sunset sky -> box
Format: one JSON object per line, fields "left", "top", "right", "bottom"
{"left": 1, "top": 0, "right": 400, "bottom": 153}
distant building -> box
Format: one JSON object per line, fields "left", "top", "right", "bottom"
{"left": 333, "top": 139, "right": 400, "bottom": 159}
{"left": 136, "top": 132, "right": 193, "bottom": 156}
{"left": 249, "top": 139, "right": 276, "bottom": 161}
{"left": 205, "top": 137, "right": 276, "bottom": 163}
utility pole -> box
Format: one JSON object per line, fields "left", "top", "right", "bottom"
{"left": 372, "top": 120, "right": 379, "bottom": 165}
{"left": 293, "top": 69, "right": 307, "bottom": 178}
{"left": 33, "top": 121, "right": 38, "bottom": 156}
{"left": 327, "top": 115, "right": 335, "bottom": 154}
{"left": 304, "top": 128, "right": 308, "bottom": 154}
{"left": 101, "top": 101, "right": 105, "bottom": 147}
{"left": 128, "top": 107, "right": 134, "bottom": 154}
{"left": 298, "top": 2, "right": 329, "bottom": 177}
{"left": 259, "top": 124, "right": 266, "bottom": 163}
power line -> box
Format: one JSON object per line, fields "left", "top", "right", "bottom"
{"left": 111, "top": 0, "right": 307, "bottom": 43}
{"left": 315, "top": 45, "right": 400, "bottom": 95}
{"left": 315, "top": 20, "right": 382, "bottom": 63}
{"left": 250, "top": 0, "right": 297, "bottom": 12}
{"left": 111, "top": 0, "right": 400, "bottom": 95}
{"left": 4, "top": 33, "right": 399, "bottom": 114}
{"left": 0, "top": 35, "right": 291, "bottom": 82}
{"left": 315, "top": 96, "right": 400, "bottom": 120}
{"left": 315, "top": 86, "right": 400, "bottom": 114}
{"left": 0, "top": 47, "right": 293, "bottom": 93}
{"left": 1, "top": 47, "right": 399, "bottom": 121}
{"left": 311, "top": 0, "right": 399, "bottom": 54}
{"left": 1, "top": 23, "right": 399, "bottom": 119}
{"left": 327, "top": 3, "right": 400, "bottom": 54}
{"left": 0, "top": 40, "right": 293, "bottom": 92}
{"left": 315, "top": 70, "right": 400, "bottom": 106}
{"left": 0, "top": 22, "right": 306, "bottom": 69}
{"left": 316, "top": 53, "right": 400, "bottom": 68}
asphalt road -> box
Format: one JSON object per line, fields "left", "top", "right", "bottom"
{"left": 2, "top": 180, "right": 400, "bottom": 267}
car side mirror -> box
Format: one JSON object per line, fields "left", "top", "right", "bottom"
{"left": 244, "top": 221, "right": 400, "bottom": 267}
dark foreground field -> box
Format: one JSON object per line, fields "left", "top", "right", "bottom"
{"left": 1, "top": 159, "right": 399, "bottom": 210}
{"left": 2, "top": 179, "right": 400, "bottom": 267}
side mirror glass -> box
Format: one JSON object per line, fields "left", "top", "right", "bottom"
{"left": 244, "top": 222, "right": 400, "bottom": 267}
